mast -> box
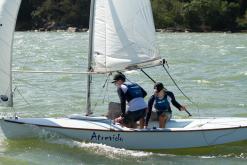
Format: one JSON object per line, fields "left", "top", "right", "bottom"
{"left": 86, "top": 0, "right": 95, "bottom": 115}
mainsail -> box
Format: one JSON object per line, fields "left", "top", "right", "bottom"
{"left": 0, "top": 0, "right": 21, "bottom": 106}
{"left": 92, "top": 0, "right": 161, "bottom": 73}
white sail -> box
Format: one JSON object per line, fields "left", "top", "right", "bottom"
{"left": 0, "top": 0, "right": 21, "bottom": 106}
{"left": 92, "top": 0, "right": 161, "bottom": 73}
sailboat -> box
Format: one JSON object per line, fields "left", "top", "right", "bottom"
{"left": 1, "top": 0, "right": 247, "bottom": 150}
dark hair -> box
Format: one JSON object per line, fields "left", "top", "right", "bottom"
{"left": 112, "top": 73, "right": 126, "bottom": 83}
{"left": 154, "top": 82, "right": 164, "bottom": 92}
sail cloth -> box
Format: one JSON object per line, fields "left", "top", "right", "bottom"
{"left": 92, "top": 0, "right": 161, "bottom": 73}
{"left": 0, "top": 0, "right": 21, "bottom": 106}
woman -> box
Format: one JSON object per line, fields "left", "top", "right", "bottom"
{"left": 145, "top": 82, "right": 186, "bottom": 128}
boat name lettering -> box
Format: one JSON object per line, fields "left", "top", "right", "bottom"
{"left": 90, "top": 132, "right": 123, "bottom": 142}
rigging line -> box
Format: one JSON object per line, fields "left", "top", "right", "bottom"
{"left": 14, "top": 41, "right": 34, "bottom": 71}
{"left": 162, "top": 64, "right": 194, "bottom": 104}
{"left": 11, "top": 107, "right": 18, "bottom": 119}
{"left": 102, "top": 74, "right": 113, "bottom": 130}
{"left": 91, "top": 73, "right": 111, "bottom": 113}
{"left": 161, "top": 64, "right": 241, "bottom": 146}
{"left": 14, "top": 77, "right": 50, "bottom": 91}
{"left": 102, "top": 73, "right": 111, "bottom": 104}
{"left": 12, "top": 70, "right": 97, "bottom": 75}
{"left": 116, "top": 71, "right": 134, "bottom": 83}
{"left": 102, "top": 72, "right": 112, "bottom": 89}
{"left": 13, "top": 86, "right": 30, "bottom": 106}
{"left": 13, "top": 78, "right": 69, "bottom": 107}
{"left": 140, "top": 69, "right": 156, "bottom": 83}
{"left": 12, "top": 70, "right": 112, "bottom": 75}
{"left": 162, "top": 63, "right": 197, "bottom": 117}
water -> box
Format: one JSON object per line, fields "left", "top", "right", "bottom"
{"left": 0, "top": 32, "right": 247, "bottom": 164}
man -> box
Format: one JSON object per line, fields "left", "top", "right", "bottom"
{"left": 112, "top": 73, "right": 147, "bottom": 128}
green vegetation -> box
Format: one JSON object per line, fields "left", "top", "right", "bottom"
{"left": 16, "top": 0, "right": 247, "bottom": 32}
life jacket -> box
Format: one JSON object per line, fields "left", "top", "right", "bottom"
{"left": 124, "top": 82, "right": 143, "bottom": 102}
{"left": 154, "top": 95, "right": 170, "bottom": 112}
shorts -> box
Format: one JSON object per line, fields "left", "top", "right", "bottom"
{"left": 123, "top": 108, "right": 146, "bottom": 125}
{"left": 157, "top": 111, "right": 172, "bottom": 121}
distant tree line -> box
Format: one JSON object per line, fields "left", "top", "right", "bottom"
{"left": 16, "top": 0, "right": 247, "bottom": 32}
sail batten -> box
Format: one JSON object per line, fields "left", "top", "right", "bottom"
{"left": 92, "top": 0, "right": 160, "bottom": 72}
{"left": 0, "top": 0, "right": 21, "bottom": 107}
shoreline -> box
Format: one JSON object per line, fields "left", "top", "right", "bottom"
{"left": 15, "top": 26, "right": 247, "bottom": 33}
{"left": 15, "top": 28, "right": 247, "bottom": 33}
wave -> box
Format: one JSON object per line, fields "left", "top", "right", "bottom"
{"left": 193, "top": 79, "right": 211, "bottom": 84}
{"left": 235, "top": 47, "right": 246, "bottom": 49}
{"left": 2, "top": 136, "right": 247, "bottom": 165}
{"left": 46, "top": 137, "right": 247, "bottom": 159}
{"left": 49, "top": 138, "right": 154, "bottom": 159}
{"left": 241, "top": 71, "right": 247, "bottom": 76}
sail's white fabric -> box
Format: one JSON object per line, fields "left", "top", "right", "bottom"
{"left": 0, "top": 0, "right": 21, "bottom": 106}
{"left": 92, "top": 0, "right": 160, "bottom": 72}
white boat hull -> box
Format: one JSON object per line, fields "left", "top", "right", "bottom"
{"left": 1, "top": 117, "right": 247, "bottom": 150}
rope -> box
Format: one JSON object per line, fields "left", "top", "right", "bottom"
{"left": 162, "top": 63, "right": 195, "bottom": 105}
{"left": 116, "top": 71, "right": 135, "bottom": 84}
{"left": 140, "top": 69, "right": 156, "bottom": 83}
{"left": 160, "top": 62, "right": 233, "bottom": 146}
{"left": 13, "top": 86, "right": 30, "bottom": 105}
{"left": 162, "top": 62, "right": 201, "bottom": 116}
{"left": 91, "top": 73, "right": 111, "bottom": 113}
{"left": 89, "top": 73, "right": 116, "bottom": 130}
{"left": 12, "top": 70, "right": 97, "bottom": 75}
{"left": 102, "top": 73, "right": 111, "bottom": 104}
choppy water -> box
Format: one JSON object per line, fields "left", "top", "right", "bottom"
{"left": 0, "top": 32, "right": 247, "bottom": 164}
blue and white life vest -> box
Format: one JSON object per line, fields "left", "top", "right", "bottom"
{"left": 154, "top": 95, "right": 170, "bottom": 112}
{"left": 124, "top": 82, "right": 143, "bottom": 102}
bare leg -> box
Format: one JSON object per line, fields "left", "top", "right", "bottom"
{"left": 139, "top": 117, "right": 145, "bottom": 129}
{"left": 159, "top": 115, "right": 168, "bottom": 128}
{"left": 114, "top": 117, "right": 133, "bottom": 128}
